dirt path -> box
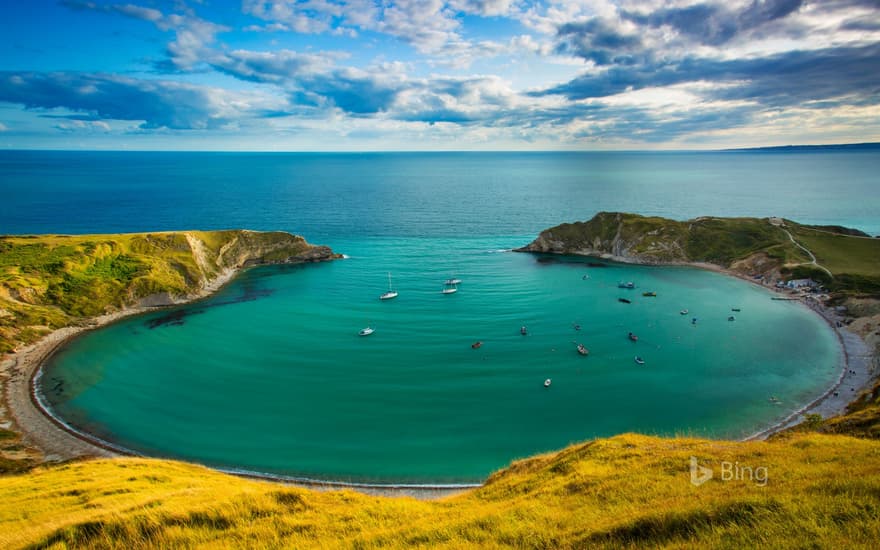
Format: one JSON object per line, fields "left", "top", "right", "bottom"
{"left": 781, "top": 227, "right": 833, "bottom": 277}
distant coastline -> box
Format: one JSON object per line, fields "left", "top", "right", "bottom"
{"left": 722, "top": 142, "right": 880, "bottom": 153}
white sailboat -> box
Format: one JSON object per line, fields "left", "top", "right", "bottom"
{"left": 441, "top": 283, "right": 458, "bottom": 294}
{"left": 379, "top": 272, "right": 398, "bottom": 300}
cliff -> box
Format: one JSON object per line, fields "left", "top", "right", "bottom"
{"left": 518, "top": 212, "right": 880, "bottom": 295}
{"left": 0, "top": 230, "right": 338, "bottom": 354}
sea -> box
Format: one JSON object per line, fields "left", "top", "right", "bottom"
{"left": 2, "top": 149, "right": 878, "bottom": 484}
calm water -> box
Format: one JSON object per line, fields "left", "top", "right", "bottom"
{"left": 3, "top": 150, "right": 874, "bottom": 483}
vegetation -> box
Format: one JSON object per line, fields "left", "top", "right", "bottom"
{"left": 0, "top": 231, "right": 332, "bottom": 354}
{"left": 521, "top": 212, "right": 880, "bottom": 297}
{"left": 782, "top": 378, "right": 880, "bottom": 439}
{"left": 0, "top": 432, "right": 877, "bottom": 549}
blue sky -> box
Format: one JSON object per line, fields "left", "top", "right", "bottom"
{"left": 1, "top": 0, "right": 879, "bottom": 150}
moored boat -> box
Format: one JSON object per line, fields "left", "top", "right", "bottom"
{"left": 634, "top": 356, "right": 645, "bottom": 365}
{"left": 471, "top": 341, "right": 482, "bottom": 349}
{"left": 628, "top": 332, "right": 638, "bottom": 342}
{"left": 577, "top": 343, "right": 589, "bottom": 356}
{"left": 379, "top": 272, "right": 398, "bottom": 300}
{"left": 544, "top": 378, "right": 552, "bottom": 387}
{"left": 619, "top": 298, "right": 631, "bottom": 304}
{"left": 359, "top": 326, "right": 374, "bottom": 336}
{"left": 642, "top": 291, "right": 657, "bottom": 297}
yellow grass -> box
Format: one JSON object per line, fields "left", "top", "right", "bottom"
{"left": 1, "top": 432, "right": 878, "bottom": 549}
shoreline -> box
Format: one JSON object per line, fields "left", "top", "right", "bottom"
{"left": 2, "top": 253, "right": 876, "bottom": 498}
{"left": 524, "top": 249, "right": 877, "bottom": 439}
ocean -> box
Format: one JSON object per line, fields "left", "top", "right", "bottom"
{"left": 3, "top": 149, "right": 877, "bottom": 484}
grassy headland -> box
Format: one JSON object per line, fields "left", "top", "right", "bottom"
{"left": 517, "top": 212, "right": 880, "bottom": 296}
{"left": 0, "top": 230, "right": 337, "bottom": 355}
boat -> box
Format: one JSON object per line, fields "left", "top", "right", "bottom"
{"left": 728, "top": 315, "right": 736, "bottom": 321}
{"left": 441, "top": 284, "right": 458, "bottom": 294}
{"left": 577, "top": 343, "right": 589, "bottom": 356}
{"left": 520, "top": 325, "right": 528, "bottom": 335}
{"left": 618, "top": 281, "right": 635, "bottom": 289}
{"left": 634, "top": 356, "right": 645, "bottom": 365}
{"left": 692, "top": 317, "right": 698, "bottom": 325}
{"left": 680, "top": 309, "right": 689, "bottom": 315}
{"left": 573, "top": 323, "right": 581, "bottom": 331}
{"left": 445, "top": 277, "right": 462, "bottom": 285}
{"left": 359, "top": 326, "right": 374, "bottom": 336}
{"left": 618, "top": 298, "right": 631, "bottom": 304}
{"left": 628, "top": 332, "right": 638, "bottom": 342}
{"left": 379, "top": 272, "right": 398, "bottom": 300}
{"left": 544, "top": 378, "right": 552, "bottom": 388}
{"left": 731, "top": 308, "right": 741, "bottom": 312}
{"left": 471, "top": 341, "right": 482, "bottom": 349}
{"left": 642, "top": 291, "right": 657, "bottom": 297}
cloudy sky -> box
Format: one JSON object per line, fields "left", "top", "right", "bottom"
{"left": 1, "top": 0, "right": 879, "bottom": 150}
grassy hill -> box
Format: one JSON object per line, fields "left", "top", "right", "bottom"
{"left": 518, "top": 212, "right": 880, "bottom": 296}
{"left": 0, "top": 432, "right": 878, "bottom": 549}
{"left": 0, "top": 230, "right": 337, "bottom": 354}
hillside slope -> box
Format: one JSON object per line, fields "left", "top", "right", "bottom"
{"left": 0, "top": 230, "right": 338, "bottom": 354}
{"left": 517, "top": 212, "right": 880, "bottom": 295}
{"left": 0, "top": 432, "right": 878, "bottom": 549}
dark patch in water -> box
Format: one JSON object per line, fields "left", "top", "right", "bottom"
{"left": 144, "top": 284, "right": 275, "bottom": 329}
{"left": 146, "top": 308, "right": 205, "bottom": 329}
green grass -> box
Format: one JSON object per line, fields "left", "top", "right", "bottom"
{"left": 0, "top": 231, "right": 325, "bottom": 354}
{"left": 530, "top": 213, "right": 878, "bottom": 296}
{"left": 789, "top": 226, "right": 880, "bottom": 277}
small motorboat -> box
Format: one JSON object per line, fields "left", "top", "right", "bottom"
{"left": 573, "top": 323, "right": 581, "bottom": 331}
{"left": 520, "top": 326, "right": 528, "bottom": 335}
{"left": 471, "top": 341, "right": 482, "bottom": 349}
{"left": 642, "top": 291, "right": 657, "bottom": 297}
{"left": 728, "top": 315, "right": 736, "bottom": 321}
{"left": 618, "top": 281, "right": 635, "bottom": 289}
{"left": 441, "top": 285, "right": 458, "bottom": 294}
{"left": 634, "top": 356, "right": 645, "bottom": 365}
{"left": 359, "top": 327, "right": 374, "bottom": 336}
{"left": 445, "top": 278, "right": 462, "bottom": 285}
{"left": 544, "top": 378, "right": 552, "bottom": 388}
{"left": 628, "top": 332, "right": 638, "bottom": 342}
{"left": 692, "top": 317, "right": 698, "bottom": 325}
{"left": 731, "top": 308, "right": 741, "bottom": 312}
{"left": 618, "top": 298, "right": 631, "bottom": 304}
{"left": 577, "top": 343, "right": 589, "bottom": 356}
{"left": 769, "top": 396, "right": 781, "bottom": 404}
{"left": 680, "top": 309, "right": 689, "bottom": 315}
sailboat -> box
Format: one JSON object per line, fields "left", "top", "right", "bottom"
{"left": 379, "top": 272, "right": 398, "bottom": 300}
{"left": 441, "top": 283, "right": 458, "bottom": 294}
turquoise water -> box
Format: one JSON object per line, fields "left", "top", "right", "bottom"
{"left": 41, "top": 237, "right": 840, "bottom": 484}
{"left": 4, "top": 149, "right": 869, "bottom": 483}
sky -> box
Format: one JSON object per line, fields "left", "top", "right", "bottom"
{"left": 1, "top": 0, "right": 879, "bottom": 151}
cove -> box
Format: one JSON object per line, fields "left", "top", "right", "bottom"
{"left": 39, "top": 236, "right": 841, "bottom": 484}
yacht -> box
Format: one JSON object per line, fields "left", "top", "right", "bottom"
{"left": 359, "top": 326, "right": 374, "bottom": 336}
{"left": 379, "top": 272, "right": 398, "bottom": 300}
